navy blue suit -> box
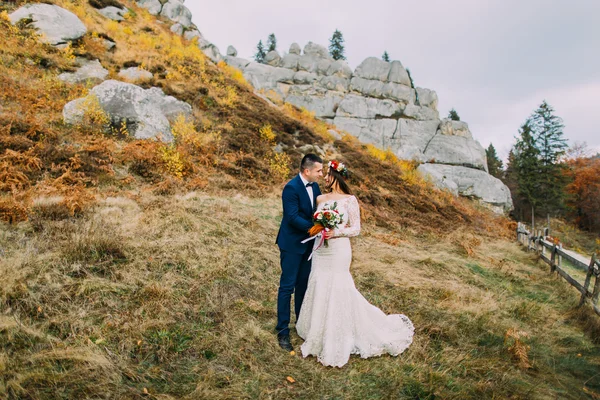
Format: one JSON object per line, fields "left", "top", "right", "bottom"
{"left": 275, "top": 174, "right": 321, "bottom": 337}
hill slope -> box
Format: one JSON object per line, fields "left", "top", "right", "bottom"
{"left": 1, "top": 1, "right": 599, "bottom": 399}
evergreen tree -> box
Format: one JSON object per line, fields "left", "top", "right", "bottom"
{"left": 266, "top": 33, "right": 277, "bottom": 52}
{"left": 448, "top": 108, "right": 460, "bottom": 121}
{"left": 529, "top": 100, "right": 569, "bottom": 215}
{"left": 329, "top": 29, "right": 346, "bottom": 60}
{"left": 254, "top": 40, "right": 266, "bottom": 63}
{"left": 513, "top": 121, "right": 542, "bottom": 222}
{"left": 486, "top": 143, "right": 504, "bottom": 179}
{"left": 382, "top": 51, "right": 390, "bottom": 62}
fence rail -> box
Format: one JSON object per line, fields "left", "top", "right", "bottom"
{"left": 517, "top": 222, "right": 600, "bottom": 317}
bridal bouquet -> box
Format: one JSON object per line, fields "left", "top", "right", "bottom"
{"left": 308, "top": 202, "right": 344, "bottom": 247}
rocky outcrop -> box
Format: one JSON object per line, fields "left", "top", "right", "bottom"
{"left": 134, "top": 0, "right": 222, "bottom": 63}
{"left": 118, "top": 67, "right": 153, "bottom": 82}
{"left": 97, "top": 6, "right": 127, "bottom": 21}
{"left": 222, "top": 43, "right": 512, "bottom": 212}
{"left": 9, "top": 4, "right": 87, "bottom": 46}
{"left": 63, "top": 80, "right": 192, "bottom": 143}
{"left": 417, "top": 164, "right": 513, "bottom": 213}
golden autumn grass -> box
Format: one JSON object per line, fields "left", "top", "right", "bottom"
{"left": 1, "top": 1, "right": 600, "bottom": 399}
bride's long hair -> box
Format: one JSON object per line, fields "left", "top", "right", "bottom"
{"left": 327, "top": 166, "right": 352, "bottom": 195}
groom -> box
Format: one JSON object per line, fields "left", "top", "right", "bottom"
{"left": 275, "top": 153, "right": 323, "bottom": 351}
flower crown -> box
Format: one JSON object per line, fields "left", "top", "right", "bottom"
{"left": 328, "top": 160, "right": 349, "bottom": 178}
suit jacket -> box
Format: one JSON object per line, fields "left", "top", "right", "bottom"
{"left": 276, "top": 175, "right": 321, "bottom": 254}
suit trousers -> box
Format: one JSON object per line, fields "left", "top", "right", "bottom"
{"left": 276, "top": 248, "right": 312, "bottom": 337}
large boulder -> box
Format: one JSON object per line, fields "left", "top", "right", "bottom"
{"left": 286, "top": 92, "right": 344, "bottom": 118}
{"left": 423, "top": 134, "right": 488, "bottom": 171}
{"left": 417, "top": 164, "right": 513, "bottom": 213}
{"left": 224, "top": 56, "right": 251, "bottom": 71}
{"left": 265, "top": 50, "right": 282, "bottom": 67}
{"left": 333, "top": 117, "right": 398, "bottom": 149}
{"left": 336, "top": 94, "right": 402, "bottom": 119}
{"left": 226, "top": 45, "right": 237, "bottom": 57}
{"left": 58, "top": 59, "right": 109, "bottom": 84}
{"left": 438, "top": 118, "right": 472, "bottom": 138}
{"left": 281, "top": 54, "right": 300, "bottom": 70}
{"left": 97, "top": 6, "right": 127, "bottom": 21}
{"left": 395, "top": 119, "right": 440, "bottom": 161}
{"left": 243, "top": 63, "right": 295, "bottom": 89}
{"left": 416, "top": 87, "right": 438, "bottom": 110}
{"left": 326, "top": 60, "right": 353, "bottom": 78}
{"left": 63, "top": 80, "right": 192, "bottom": 142}
{"left": 9, "top": 4, "right": 87, "bottom": 46}
{"left": 289, "top": 43, "right": 302, "bottom": 55}
{"left": 136, "top": 0, "right": 162, "bottom": 15}
{"left": 160, "top": 0, "right": 192, "bottom": 27}
{"left": 354, "top": 57, "right": 391, "bottom": 82}
{"left": 303, "top": 42, "right": 331, "bottom": 59}
{"left": 388, "top": 61, "right": 411, "bottom": 87}
{"left": 402, "top": 104, "right": 439, "bottom": 121}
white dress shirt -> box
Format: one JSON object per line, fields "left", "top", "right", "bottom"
{"left": 299, "top": 173, "right": 314, "bottom": 207}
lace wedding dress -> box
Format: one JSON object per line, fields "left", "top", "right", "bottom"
{"left": 296, "top": 195, "right": 414, "bottom": 367}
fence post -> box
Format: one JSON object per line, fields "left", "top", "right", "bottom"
{"left": 579, "top": 253, "right": 597, "bottom": 307}
{"left": 550, "top": 245, "right": 557, "bottom": 273}
{"left": 558, "top": 243, "right": 563, "bottom": 269}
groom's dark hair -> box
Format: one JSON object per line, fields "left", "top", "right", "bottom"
{"left": 300, "top": 153, "right": 322, "bottom": 172}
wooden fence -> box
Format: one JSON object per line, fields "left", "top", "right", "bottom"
{"left": 517, "top": 222, "right": 600, "bottom": 317}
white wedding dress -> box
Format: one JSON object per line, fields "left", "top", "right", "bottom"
{"left": 296, "top": 195, "right": 414, "bottom": 367}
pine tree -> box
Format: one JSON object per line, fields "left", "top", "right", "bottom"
{"left": 266, "top": 33, "right": 277, "bottom": 52}
{"left": 448, "top": 108, "right": 460, "bottom": 121}
{"left": 513, "top": 121, "right": 542, "bottom": 224}
{"left": 406, "top": 68, "right": 415, "bottom": 88}
{"left": 529, "top": 100, "right": 569, "bottom": 215}
{"left": 382, "top": 51, "right": 390, "bottom": 62}
{"left": 254, "top": 40, "right": 266, "bottom": 63}
{"left": 486, "top": 143, "right": 504, "bottom": 179}
{"left": 329, "top": 29, "right": 346, "bottom": 60}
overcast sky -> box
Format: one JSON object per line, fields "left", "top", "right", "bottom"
{"left": 188, "top": 0, "right": 600, "bottom": 161}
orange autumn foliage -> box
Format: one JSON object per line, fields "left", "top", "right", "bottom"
{"left": 565, "top": 156, "right": 600, "bottom": 233}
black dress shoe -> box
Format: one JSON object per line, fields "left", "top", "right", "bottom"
{"left": 278, "top": 335, "right": 293, "bottom": 351}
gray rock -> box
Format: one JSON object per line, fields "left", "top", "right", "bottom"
{"left": 349, "top": 77, "right": 385, "bottom": 98}
{"left": 58, "top": 59, "right": 109, "bottom": 84}
{"left": 63, "top": 80, "right": 192, "bottom": 142}
{"left": 326, "top": 60, "right": 353, "bottom": 78}
{"left": 394, "top": 119, "right": 440, "bottom": 161}
{"left": 354, "top": 57, "right": 391, "bottom": 82}
{"left": 98, "top": 6, "right": 127, "bottom": 21}
{"left": 102, "top": 39, "right": 116, "bottom": 51}
{"left": 297, "top": 54, "right": 320, "bottom": 73}
{"left": 417, "top": 164, "right": 513, "bottom": 213}
{"left": 388, "top": 60, "right": 411, "bottom": 87}
{"left": 316, "top": 59, "right": 332, "bottom": 75}
{"left": 423, "top": 134, "right": 488, "bottom": 171}
{"left": 183, "top": 29, "right": 201, "bottom": 41}
{"left": 438, "top": 119, "right": 472, "bottom": 138}
{"left": 227, "top": 45, "right": 237, "bottom": 57}
{"left": 160, "top": 0, "right": 192, "bottom": 27}
{"left": 293, "top": 71, "right": 318, "bottom": 84}
{"left": 382, "top": 82, "right": 415, "bottom": 104}
{"left": 281, "top": 54, "right": 300, "bottom": 70}
{"left": 201, "top": 44, "right": 222, "bottom": 63}
{"left": 118, "top": 67, "right": 153, "bottom": 82}
{"left": 303, "top": 42, "right": 330, "bottom": 59}
{"left": 9, "top": 4, "right": 87, "bottom": 46}
{"left": 317, "top": 76, "right": 350, "bottom": 92}
{"left": 289, "top": 43, "right": 302, "bottom": 55}
{"left": 402, "top": 104, "right": 439, "bottom": 121}
{"left": 416, "top": 87, "right": 438, "bottom": 110}
{"left": 336, "top": 94, "right": 402, "bottom": 119}
{"left": 243, "top": 63, "right": 295, "bottom": 89}
{"left": 136, "top": 0, "right": 162, "bottom": 15}
{"left": 97, "top": 6, "right": 127, "bottom": 21}
{"left": 170, "top": 23, "right": 184, "bottom": 36}
{"left": 333, "top": 117, "right": 398, "bottom": 149}
{"left": 328, "top": 129, "right": 343, "bottom": 140}
{"left": 224, "top": 56, "right": 251, "bottom": 71}
{"left": 265, "top": 50, "right": 282, "bottom": 67}
{"left": 286, "top": 93, "right": 343, "bottom": 118}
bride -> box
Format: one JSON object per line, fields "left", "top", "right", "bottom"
{"left": 296, "top": 160, "right": 414, "bottom": 368}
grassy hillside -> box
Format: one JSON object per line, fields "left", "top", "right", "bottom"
{"left": 1, "top": 1, "right": 600, "bottom": 399}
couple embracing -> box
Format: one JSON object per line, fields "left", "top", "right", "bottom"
{"left": 275, "top": 154, "right": 415, "bottom": 368}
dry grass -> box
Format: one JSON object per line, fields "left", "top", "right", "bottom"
{"left": 1, "top": 192, "right": 599, "bottom": 399}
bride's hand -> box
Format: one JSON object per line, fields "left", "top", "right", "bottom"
{"left": 322, "top": 229, "right": 333, "bottom": 240}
